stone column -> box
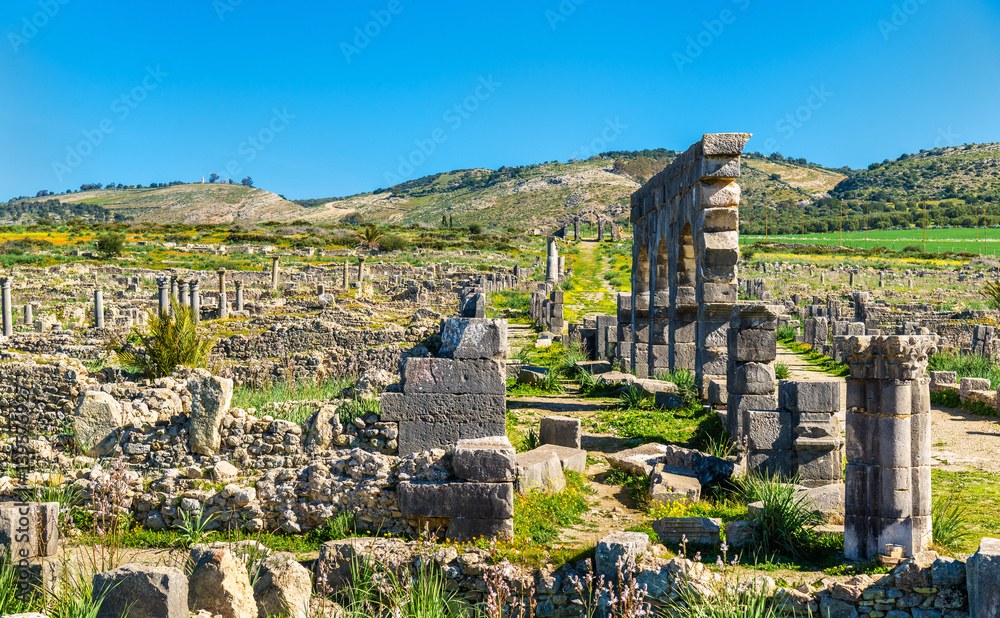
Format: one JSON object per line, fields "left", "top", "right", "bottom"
{"left": 178, "top": 279, "right": 190, "bottom": 308}
{"left": 235, "top": 280, "right": 244, "bottom": 312}
{"left": 574, "top": 219, "right": 580, "bottom": 242}
{"left": 838, "top": 334, "right": 938, "bottom": 561}
{"left": 170, "top": 275, "right": 178, "bottom": 304}
{"left": 597, "top": 219, "right": 606, "bottom": 242}
{"left": 271, "top": 256, "right": 279, "bottom": 290}
{"left": 317, "top": 283, "right": 325, "bottom": 296}
{"left": 0, "top": 278, "right": 11, "bottom": 337}
{"left": 94, "top": 290, "right": 104, "bottom": 329}
{"left": 557, "top": 256, "right": 565, "bottom": 280}
{"left": 217, "top": 269, "right": 228, "bottom": 319}
{"left": 357, "top": 257, "right": 366, "bottom": 283}
{"left": 727, "top": 304, "right": 779, "bottom": 446}
{"left": 156, "top": 276, "right": 170, "bottom": 316}
{"left": 342, "top": 261, "right": 349, "bottom": 288}
{"left": 23, "top": 303, "right": 33, "bottom": 327}
{"left": 190, "top": 279, "right": 200, "bottom": 323}
{"left": 546, "top": 238, "right": 559, "bottom": 283}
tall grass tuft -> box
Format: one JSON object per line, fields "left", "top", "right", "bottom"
{"left": 928, "top": 350, "right": 1000, "bottom": 386}
{"left": 116, "top": 302, "right": 217, "bottom": 379}
{"left": 932, "top": 496, "right": 974, "bottom": 551}
{"left": 735, "top": 472, "right": 823, "bottom": 559}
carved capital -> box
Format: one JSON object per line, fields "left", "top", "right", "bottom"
{"left": 837, "top": 335, "right": 876, "bottom": 379}
{"left": 881, "top": 335, "right": 938, "bottom": 381}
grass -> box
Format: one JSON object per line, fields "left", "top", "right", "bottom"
{"left": 778, "top": 338, "right": 850, "bottom": 377}
{"left": 595, "top": 400, "right": 721, "bottom": 450}
{"left": 931, "top": 468, "right": 1000, "bottom": 554}
{"left": 231, "top": 375, "right": 354, "bottom": 424}
{"left": 487, "top": 290, "right": 530, "bottom": 323}
{"left": 513, "top": 470, "right": 593, "bottom": 545}
{"left": 744, "top": 226, "right": 1000, "bottom": 256}
{"left": 928, "top": 349, "right": 1000, "bottom": 387}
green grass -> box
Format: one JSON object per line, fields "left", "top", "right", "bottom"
{"left": 779, "top": 338, "right": 850, "bottom": 377}
{"left": 231, "top": 376, "right": 354, "bottom": 423}
{"left": 513, "top": 470, "right": 593, "bottom": 545}
{"left": 928, "top": 350, "right": 1000, "bottom": 386}
{"left": 487, "top": 290, "right": 530, "bottom": 322}
{"left": 745, "top": 226, "right": 1000, "bottom": 255}
{"left": 932, "top": 468, "right": 1000, "bottom": 554}
{"left": 595, "top": 400, "right": 719, "bottom": 449}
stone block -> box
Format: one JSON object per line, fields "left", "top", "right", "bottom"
{"left": 649, "top": 464, "right": 701, "bottom": 505}
{"left": 929, "top": 371, "right": 957, "bottom": 389}
{"left": 397, "top": 482, "right": 513, "bottom": 519}
{"left": 727, "top": 394, "right": 777, "bottom": 438}
{"left": 452, "top": 436, "right": 516, "bottom": 483}
{"left": 187, "top": 372, "right": 234, "bottom": 457}
{"left": 397, "top": 418, "right": 506, "bottom": 455}
{"left": 254, "top": 554, "right": 312, "bottom": 618}
{"left": 517, "top": 366, "right": 549, "bottom": 386}
{"left": 187, "top": 548, "right": 257, "bottom": 618}
{"left": 534, "top": 444, "right": 587, "bottom": 474}
{"left": 446, "top": 518, "right": 513, "bottom": 542}
{"left": 779, "top": 380, "right": 841, "bottom": 413}
{"left": 744, "top": 410, "right": 791, "bottom": 451}
{"left": 93, "top": 565, "right": 189, "bottom": 618}
{"left": 605, "top": 443, "right": 667, "bottom": 476}
{"left": 794, "top": 483, "right": 845, "bottom": 520}
{"left": 747, "top": 450, "right": 794, "bottom": 478}
{"left": 539, "top": 416, "right": 582, "bottom": 449}
{"left": 595, "top": 532, "right": 649, "bottom": 581}
{"left": 0, "top": 502, "right": 59, "bottom": 559}
{"left": 650, "top": 517, "right": 721, "bottom": 546}
{"left": 724, "top": 521, "right": 757, "bottom": 549}
{"left": 515, "top": 449, "right": 566, "bottom": 494}
{"left": 702, "top": 282, "right": 737, "bottom": 303}
{"left": 707, "top": 379, "right": 728, "bottom": 406}
{"left": 402, "top": 358, "right": 504, "bottom": 394}
{"left": 967, "top": 537, "right": 1000, "bottom": 616}
{"left": 731, "top": 329, "right": 777, "bottom": 363}
{"left": 961, "top": 377, "right": 992, "bottom": 402}
{"left": 379, "top": 393, "right": 506, "bottom": 423}
{"left": 575, "top": 360, "right": 612, "bottom": 375}
{"left": 439, "top": 318, "right": 507, "bottom": 360}
{"left": 731, "top": 362, "right": 776, "bottom": 395}
{"left": 74, "top": 391, "right": 123, "bottom": 457}
{"left": 796, "top": 449, "right": 843, "bottom": 484}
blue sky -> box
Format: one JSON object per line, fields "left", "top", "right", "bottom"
{"left": 2, "top": 0, "right": 999, "bottom": 200}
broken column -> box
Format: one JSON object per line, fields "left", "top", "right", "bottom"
{"left": 727, "top": 304, "right": 778, "bottom": 445}
{"left": 839, "top": 334, "right": 938, "bottom": 561}
{"left": 271, "top": 256, "right": 279, "bottom": 289}
{"left": 235, "top": 280, "right": 244, "bottom": 312}
{"left": 597, "top": 219, "right": 606, "bottom": 242}
{"left": 23, "top": 303, "right": 33, "bottom": 326}
{"left": 546, "top": 238, "right": 559, "bottom": 283}
{"left": 217, "top": 269, "right": 228, "bottom": 319}
{"left": 342, "top": 261, "right": 348, "bottom": 288}
{"left": 558, "top": 255, "right": 565, "bottom": 280}
{"left": 94, "top": 289, "right": 104, "bottom": 328}
{"left": 178, "top": 279, "right": 190, "bottom": 307}
{"left": 190, "top": 279, "right": 200, "bottom": 323}
{"left": 157, "top": 276, "right": 170, "bottom": 316}
{"left": 573, "top": 219, "right": 580, "bottom": 241}
{"left": 357, "top": 257, "right": 366, "bottom": 283}
{"left": 1, "top": 278, "right": 11, "bottom": 337}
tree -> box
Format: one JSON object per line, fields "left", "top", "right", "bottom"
{"left": 116, "top": 303, "right": 217, "bottom": 379}
{"left": 96, "top": 233, "right": 125, "bottom": 257}
{"left": 209, "top": 174, "right": 220, "bottom": 184}
{"left": 241, "top": 177, "right": 254, "bottom": 187}
{"left": 355, "top": 223, "right": 384, "bottom": 250}
{"left": 469, "top": 223, "right": 483, "bottom": 235}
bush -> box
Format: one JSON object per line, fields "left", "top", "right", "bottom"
{"left": 468, "top": 223, "right": 483, "bottom": 235}
{"left": 932, "top": 496, "right": 973, "bottom": 550}
{"left": 116, "top": 303, "right": 217, "bottom": 378}
{"left": 776, "top": 325, "right": 798, "bottom": 341}
{"left": 735, "top": 472, "right": 824, "bottom": 558}
{"left": 378, "top": 233, "right": 407, "bottom": 252}
{"left": 774, "top": 362, "right": 790, "bottom": 380}
{"left": 95, "top": 232, "right": 125, "bottom": 257}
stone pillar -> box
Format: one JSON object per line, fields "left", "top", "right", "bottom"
{"left": 574, "top": 219, "right": 580, "bottom": 242}
{"left": 94, "top": 289, "right": 104, "bottom": 328}
{"left": 156, "top": 276, "right": 170, "bottom": 316}
{"left": 342, "top": 261, "right": 349, "bottom": 288}
{"left": 235, "top": 281, "right": 244, "bottom": 312}
{"left": 0, "top": 278, "right": 11, "bottom": 337}
{"left": 557, "top": 256, "right": 565, "bottom": 280}
{"left": 357, "top": 257, "right": 366, "bottom": 283}
{"left": 838, "top": 334, "right": 938, "bottom": 561}
{"left": 178, "top": 279, "right": 189, "bottom": 308}
{"left": 271, "top": 256, "right": 279, "bottom": 290}
{"left": 23, "top": 303, "right": 33, "bottom": 327}
{"left": 727, "top": 304, "right": 779, "bottom": 446}
{"left": 597, "top": 219, "right": 606, "bottom": 242}
{"left": 546, "top": 238, "right": 559, "bottom": 282}
{"left": 967, "top": 538, "right": 1000, "bottom": 617}
{"left": 317, "top": 283, "right": 325, "bottom": 296}
{"left": 217, "top": 269, "right": 228, "bottom": 319}
{"left": 170, "top": 275, "right": 178, "bottom": 304}
{"left": 190, "top": 279, "right": 200, "bottom": 323}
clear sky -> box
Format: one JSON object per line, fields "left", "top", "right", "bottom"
{"left": 2, "top": 0, "right": 999, "bottom": 201}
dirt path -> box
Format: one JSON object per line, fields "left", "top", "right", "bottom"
{"left": 565, "top": 240, "right": 618, "bottom": 321}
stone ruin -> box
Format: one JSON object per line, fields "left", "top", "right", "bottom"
{"left": 529, "top": 237, "right": 567, "bottom": 336}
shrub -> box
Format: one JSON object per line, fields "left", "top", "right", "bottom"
{"left": 115, "top": 303, "right": 217, "bottom": 378}
{"left": 932, "top": 496, "right": 973, "bottom": 550}
{"left": 735, "top": 472, "right": 823, "bottom": 558}
{"left": 776, "top": 325, "right": 798, "bottom": 341}
{"left": 774, "top": 362, "right": 790, "bottom": 380}
{"left": 95, "top": 232, "right": 125, "bottom": 257}
{"left": 468, "top": 223, "right": 483, "bottom": 235}
{"left": 379, "top": 233, "right": 407, "bottom": 252}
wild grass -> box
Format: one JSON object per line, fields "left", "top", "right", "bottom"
{"left": 932, "top": 496, "right": 974, "bottom": 551}
{"left": 232, "top": 375, "right": 354, "bottom": 423}
{"left": 514, "top": 471, "right": 593, "bottom": 545}
{"left": 774, "top": 362, "right": 790, "bottom": 380}
{"left": 778, "top": 339, "right": 850, "bottom": 377}
{"left": 733, "top": 472, "right": 826, "bottom": 560}
{"left": 928, "top": 350, "right": 1000, "bottom": 386}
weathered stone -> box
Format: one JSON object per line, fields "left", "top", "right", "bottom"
{"left": 74, "top": 391, "right": 123, "bottom": 456}
{"left": 0, "top": 502, "right": 59, "bottom": 559}
{"left": 397, "top": 418, "right": 506, "bottom": 455}
{"left": 744, "top": 409, "right": 791, "bottom": 451}
{"left": 605, "top": 443, "right": 666, "bottom": 476}
{"left": 595, "top": 532, "right": 648, "bottom": 581}
{"left": 932, "top": 556, "right": 966, "bottom": 588}
{"left": 779, "top": 380, "right": 841, "bottom": 413}
{"left": 452, "top": 436, "right": 516, "bottom": 482}
{"left": 253, "top": 553, "right": 312, "bottom": 618}
{"left": 515, "top": 449, "right": 566, "bottom": 494}
{"left": 402, "top": 358, "right": 505, "bottom": 394}
{"left": 213, "top": 461, "right": 239, "bottom": 482}
{"left": 446, "top": 518, "right": 513, "bottom": 542}
{"left": 724, "top": 520, "right": 757, "bottom": 548}
{"left": 379, "top": 393, "right": 506, "bottom": 423}
{"left": 93, "top": 565, "right": 188, "bottom": 618}
{"left": 306, "top": 404, "right": 342, "bottom": 450}
{"left": 187, "top": 371, "right": 234, "bottom": 456}
{"left": 539, "top": 416, "right": 582, "bottom": 449}
{"left": 187, "top": 548, "right": 257, "bottom": 618}
{"left": 648, "top": 463, "right": 701, "bottom": 505}
{"left": 398, "top": 482, "right": 513, "bottom": 519}
{"left": 651, "top": 517, "right": 721, "bottom": 546}
{"left": 967, "top": 537, "right": 1000, "bottom": 618}
{"left": 534, "top": 444, "right": 587, "bottom": 474}
{"left": 439, "top": 318, "right": 507, "bottom": 360}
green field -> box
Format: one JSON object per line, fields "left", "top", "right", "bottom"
{"left": 744, "top": 227, "right": 1000, "bottom": 255}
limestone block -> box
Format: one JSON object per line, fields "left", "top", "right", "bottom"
{"left": 605, "top": 443, "right": 667, "bottom": 476}
{"left": 379, "top": 393, "right": 506, "bottom": 422}
{"left": 515, "top": 449, "right": 566, "bottom": 494}
{"left": 707, "top": 379, "right": 728, "bottom": 406}
{"left": 744, "top": 410, "right": 792, "bottom": 451}
{"left": 397, "top": 482, "right": 514, "bottom": 519}
{"left": 794, "top": 484, "right": 845, "bottom": 521}
{"left": 306, "top": 404, "right": 342, "bottom": 450}
{"left": 650, "top": 517, "right": 721, "bottom": 546}
{"left": 452, "top": 436, "right": 516, "bottom": 483}
{"left": 439, "top": 318, "right": 507, "bottom": 360}
{"left": 539, "top": 416, "right": 582, "bottom": 449}
{"left": 779, "top": 380, "right": 840, "bottom": 413}
{"left": 74, "top": 391, "right": 123, "bottom": 457}
{"left": 796, "top": 449, "right": 844, "bottom": 485}
{"left": 960, "top": 377, "right": 991, "bottom": 402}
{"left": 397, "top": 418, "right": 506, "bottom": 455}
{"left": 731, "top": 362, "right": 776, "bottom": 395}
{"left": 534, "top": 444, "right": 587, "bottom": 474}
{"left": 187, "top": 548, "right": 257, "bottom": 618}
{"left": 724, "top": 521, "right": 757, "bottom": 549}
{"left": 187, "top": 372, "right": 234, "bottom": 456}
{"left": 517, "top": 366, "right": 549, "bottom": 386}
{"left": 254, "top": 553, "right": 312, "bottom": 618}
{"left": 747, "top": 450, "right": 794, "bottom": 478}
{"left": 0, "top": 502, "right": 59, "bottom": 558}
{"left": 446, "top": 518, "right": 513, "bottom": 542}
{"left": 575, "top": 360, "right": 612, "bottom": 375}
{"left": 595, "top": 532, "right": 649, "bottom": 581}
{"left": 731, "top": 329, "right": 777, "bottom": 363}
{"left": 702, "top": 282, "right": 737, "bottom": 303}
{"left": 649, "top": 464, "right": 701, "bottom": 505}
{"left": 93, "top": 565, "right": 189, "bottom": 618}
{"left": 402, "top": 358, "right": 504, "bottom": 394}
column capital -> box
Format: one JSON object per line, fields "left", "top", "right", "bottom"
{"left": 836, "top": 335, "right": 938, "bottom": 381}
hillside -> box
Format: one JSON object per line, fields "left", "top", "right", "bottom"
{"left": 832, "top": 142, "right": 1000, "bottom": 203}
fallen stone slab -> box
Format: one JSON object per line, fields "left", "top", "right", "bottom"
{"left": 576, "top": 360, "right": 612, "bottom": 374}
{"left": 724, "top": 520, "right": 758, "bottom": 549}
{"left": 453, "top": 436, "right": 516, "bottom": 483}
{"left": 517, "top": 366, "right": 549, "bottom": 386}
{"left": 634, "top": 379, "right": 677, "bottom": 399}
{"left": 794, "top": 483, "right": 845, "bottom": 523}
{"left": 534, "top": 444, "right": 587, "bottom": 474}
{"left": 596, "top": 371, "right": 637, "bottom": 387}
{"left": 539, "top": 415, "right": 581, "bottom": 449}
{"left": 74, "top": 391, "right": 123, "bottom": 457}
{"left": 440, "top": 318, "right": 507, "bottom": 360}
{"left": 398, "top": 482, "right": 514, "bottom": 519}
{"left": 648, "top": 464, "right": 701, "bottom": 506}
{"left": 651, "top": 517, "right": 721, "bottom": 546}
{"left": 515, "top": 449, "right": 566, "bottom": 494}
{"left": 605, "top": 443, "right": 668, "bottom": 476}
{"left": 93, "top": 565, "right": 189, "bottom": 618}
{"left": 253, "top": 553, "right": 312, "bottom": 618}
{"left": 317, "top": 538, "right": 411, "bottom": 593}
